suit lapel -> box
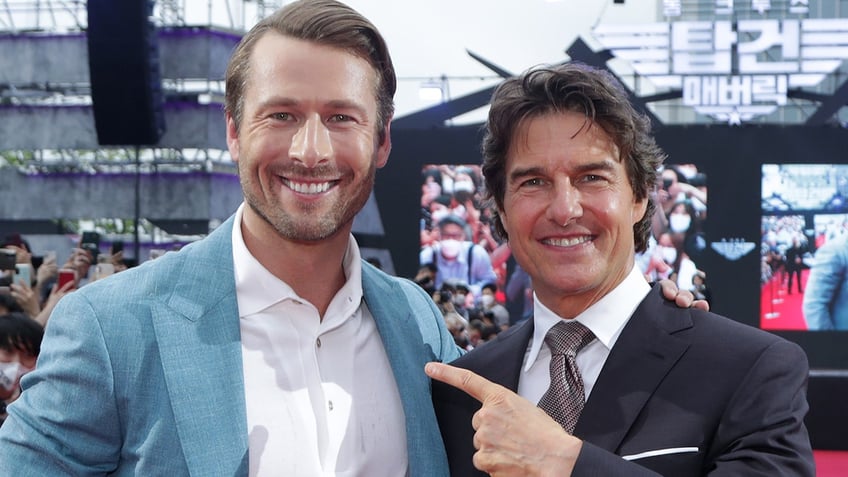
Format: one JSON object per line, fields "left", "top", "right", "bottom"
{"left": 575, "top": 286, "right": 692, "bottom": 452}
{"left": 151, "top": 218, "right": 249, "bottom": 476}
{"left": 362, "top": 266, "right": 449, "bottom": 477}
{"left": 471, "top": 319, "right": 534, "bottom": 390}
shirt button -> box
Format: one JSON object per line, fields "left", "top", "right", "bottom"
{"left": 316, "top": 337, "right": 322, "bottom": 348}
{"left": 328, "top": 400, "right": 334, "bottom": 411}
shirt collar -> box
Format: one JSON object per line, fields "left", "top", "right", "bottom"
{"left": 232, "top": 203, "right": 363, "bottom": 318}
{"left": 523, "top": 264, "right": 651, "bottom": 372}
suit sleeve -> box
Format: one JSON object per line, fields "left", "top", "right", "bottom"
{"left": 572, "top": 340, "right": 814, "bottom": 477}
{"left": 0, "top": 292, "right": 121, "bottom": 476}
{"left": 706, "top": 339, "right": 814, "bottom": 476}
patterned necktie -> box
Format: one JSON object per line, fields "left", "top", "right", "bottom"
{"left": 537, "top": 320, "right": 596, "bottom": 434}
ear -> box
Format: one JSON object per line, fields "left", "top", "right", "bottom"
{"left": 497, "top": 206, "right": 510, "bottom": 235}
{"left": 226, "top": 113, "right": 240, "bottom": 163}
{"left": 632, "top": 195, "right": 649, "bottom": 224}
{"left": 375, "top": 116, "right": 393, "bottom": 169}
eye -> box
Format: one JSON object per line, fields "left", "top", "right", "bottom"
{"left": 520, "top": 177, "right": 544, "bottom": 187}
{"left": 328, "top": 114, "right": 352, "bottom": 122}
{"left": 580, "top": 173, "right": 610, "bottom": 185}
{"left": 271, "top": 112, "right": 292, "bottom": 121}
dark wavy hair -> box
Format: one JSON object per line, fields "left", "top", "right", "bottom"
{"left": 480, "top": 62, "right": 665, "bottom": 253}
{"left": 224, "top": 0, "right": 396, "bottom": 144}
{"left": 0, "top": 312, "right": 43, "bottom": 358}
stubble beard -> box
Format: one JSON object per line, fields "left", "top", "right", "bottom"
{"left": 241, "top": 160, "right": 377, "bottom": 243}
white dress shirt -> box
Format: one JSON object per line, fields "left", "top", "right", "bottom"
{"left": 231, "top": 205, "right": 407, "bottom": 476}
{"left": 518, "top": 265, "right": 651, "bottom": 405}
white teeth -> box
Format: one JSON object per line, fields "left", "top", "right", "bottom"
{"left": 545, "top": 236, "right": 590, "bottom": 247}
{"left": 285, "top": 180, "right": 332, "bottom": 194}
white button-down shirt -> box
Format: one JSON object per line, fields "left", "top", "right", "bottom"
{"left": 232, "top": 205, "right": 407, "bottom": 476}
{"left": 518, "top": 265, "right": 651, "bottom": 404}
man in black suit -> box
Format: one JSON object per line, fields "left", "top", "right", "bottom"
{"left": 426, "top": 63, "right": 814, "bottom": 476}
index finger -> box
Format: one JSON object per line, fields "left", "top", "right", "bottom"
{"left": 425, "top": 362, "right": 506, "bottom": 404}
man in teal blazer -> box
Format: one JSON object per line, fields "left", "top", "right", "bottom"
{"left": 0, "top": 1, "right": 459, "bottom": 475}
{"left": 0, "top": 215, "right": 459, "bottom": 475}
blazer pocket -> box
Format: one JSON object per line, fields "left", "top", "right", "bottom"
{"left": 621, "top": 446, "right": 700, "bottom": 461}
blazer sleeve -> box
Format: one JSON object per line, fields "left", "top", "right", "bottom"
{"left": 397, "top": 278, "right": 462, "bottom": 364}
{"left": 0, "top": 292, "right": 121, "bottom": 476}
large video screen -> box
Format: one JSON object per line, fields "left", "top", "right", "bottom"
{"left": 760, "top": 164, "right": 848, "bottom": 331}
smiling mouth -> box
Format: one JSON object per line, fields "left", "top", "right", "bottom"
{"left": 282, "top": 179, "right": 337, "bottom": 195}
{"left": 543, "top": 235, "right": 593, "bottom": 247}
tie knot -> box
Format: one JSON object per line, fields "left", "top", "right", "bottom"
{"left": 544, "top": 321, "right": 595, "bottom": 356}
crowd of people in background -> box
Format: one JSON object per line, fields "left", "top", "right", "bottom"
{"left": 0, "top": 232, "right": 137, "bottom": 425}
{"left": 419, "top": 164, "right": 524, "bottom": 349}
{"left": 636, "top": 163, "right": 710, "bottom": 300}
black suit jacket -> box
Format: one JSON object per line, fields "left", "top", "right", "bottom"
{"left": 432, "top": 285, "right": 815, "bottom": 476}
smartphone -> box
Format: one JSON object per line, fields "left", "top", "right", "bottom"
{"left": 14, "top": 263, "right": 32, "bottom": 286}
{"left": 58, "top": 269, "right": 77, "bottom": 290}
{"left": 80, "top": 231, "right": 101, "bottom": 262}
{"left": 0, "top": 249, "right": 15, "bottom": 271}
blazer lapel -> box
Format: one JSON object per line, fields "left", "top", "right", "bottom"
{"left": 151, "top": 218, "right": 249, "bottom": 476}
{"left": 362, "top": 266, "right": 450, "bottom": 477}
{"left": 575, "top": 286, "right": 692, "bottom": 452}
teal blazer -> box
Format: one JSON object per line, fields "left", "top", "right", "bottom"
{"left": 0, "top": 216, "right": 460, "bottom": 476}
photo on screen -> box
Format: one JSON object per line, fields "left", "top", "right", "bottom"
{"left": 760, "top": 164, "right": 848, "bottom": 331}
{"left": 635, "top": 163, "right": 709, "bottom": 303}
{"left": 418, "top": 164, "right": 516, "bottom": 346}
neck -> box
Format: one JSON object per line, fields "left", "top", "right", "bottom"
{"left": 241, "top": 214, "right": 351, "bottom": 319}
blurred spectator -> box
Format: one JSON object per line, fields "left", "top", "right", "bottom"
{"left": 413, "top": 263, "right": 438, "bottom": 297}
{"left": 443, "top": 311, "right": 470, "bottom": 350}
{"left": 784, "top": 235, "right": 806, "bottom": 295}
{"left": 0, "top": 312, "right": 42, "bottom": 427}
{"left": 475, "top": 282, "right": 510, "bottom": 330}
{"left": 420, "top": 214, "right": 498, "bottom": 300}
{"left": 803, "top": 233, "right": 848, "bottom": 330}
{"left": 0, "top": 294, "right": 23, "bottom": 316}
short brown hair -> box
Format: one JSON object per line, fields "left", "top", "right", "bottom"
{"left": 224, "top": 0, "right": 396, "bottom": 144}
{"left": 480, "top": 63, "right": 665, "bottom": 252}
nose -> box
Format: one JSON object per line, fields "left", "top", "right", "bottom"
{"left": 289, "top": 115, "right": 332, "bottom": 167}
{"left": 547, "top": 181, "right": 582, "bottom": 227}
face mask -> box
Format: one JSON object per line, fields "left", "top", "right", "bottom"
{"left": 0, "top": 361, "right": 28, "bottom": 392}
{"left": 669, "top": 214, "right": 692, "bottom": 233}
{"left": 481, "top": 295, "right": 495, "bottom": 307}
{"left": 661, "top": 246, "right": 678, "bottom": 264}
{"left": 440, "top": 239, "right": 462, "bottom": 260}
{"left": 452, "top": 293, "right": 466, "bottom": 307}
